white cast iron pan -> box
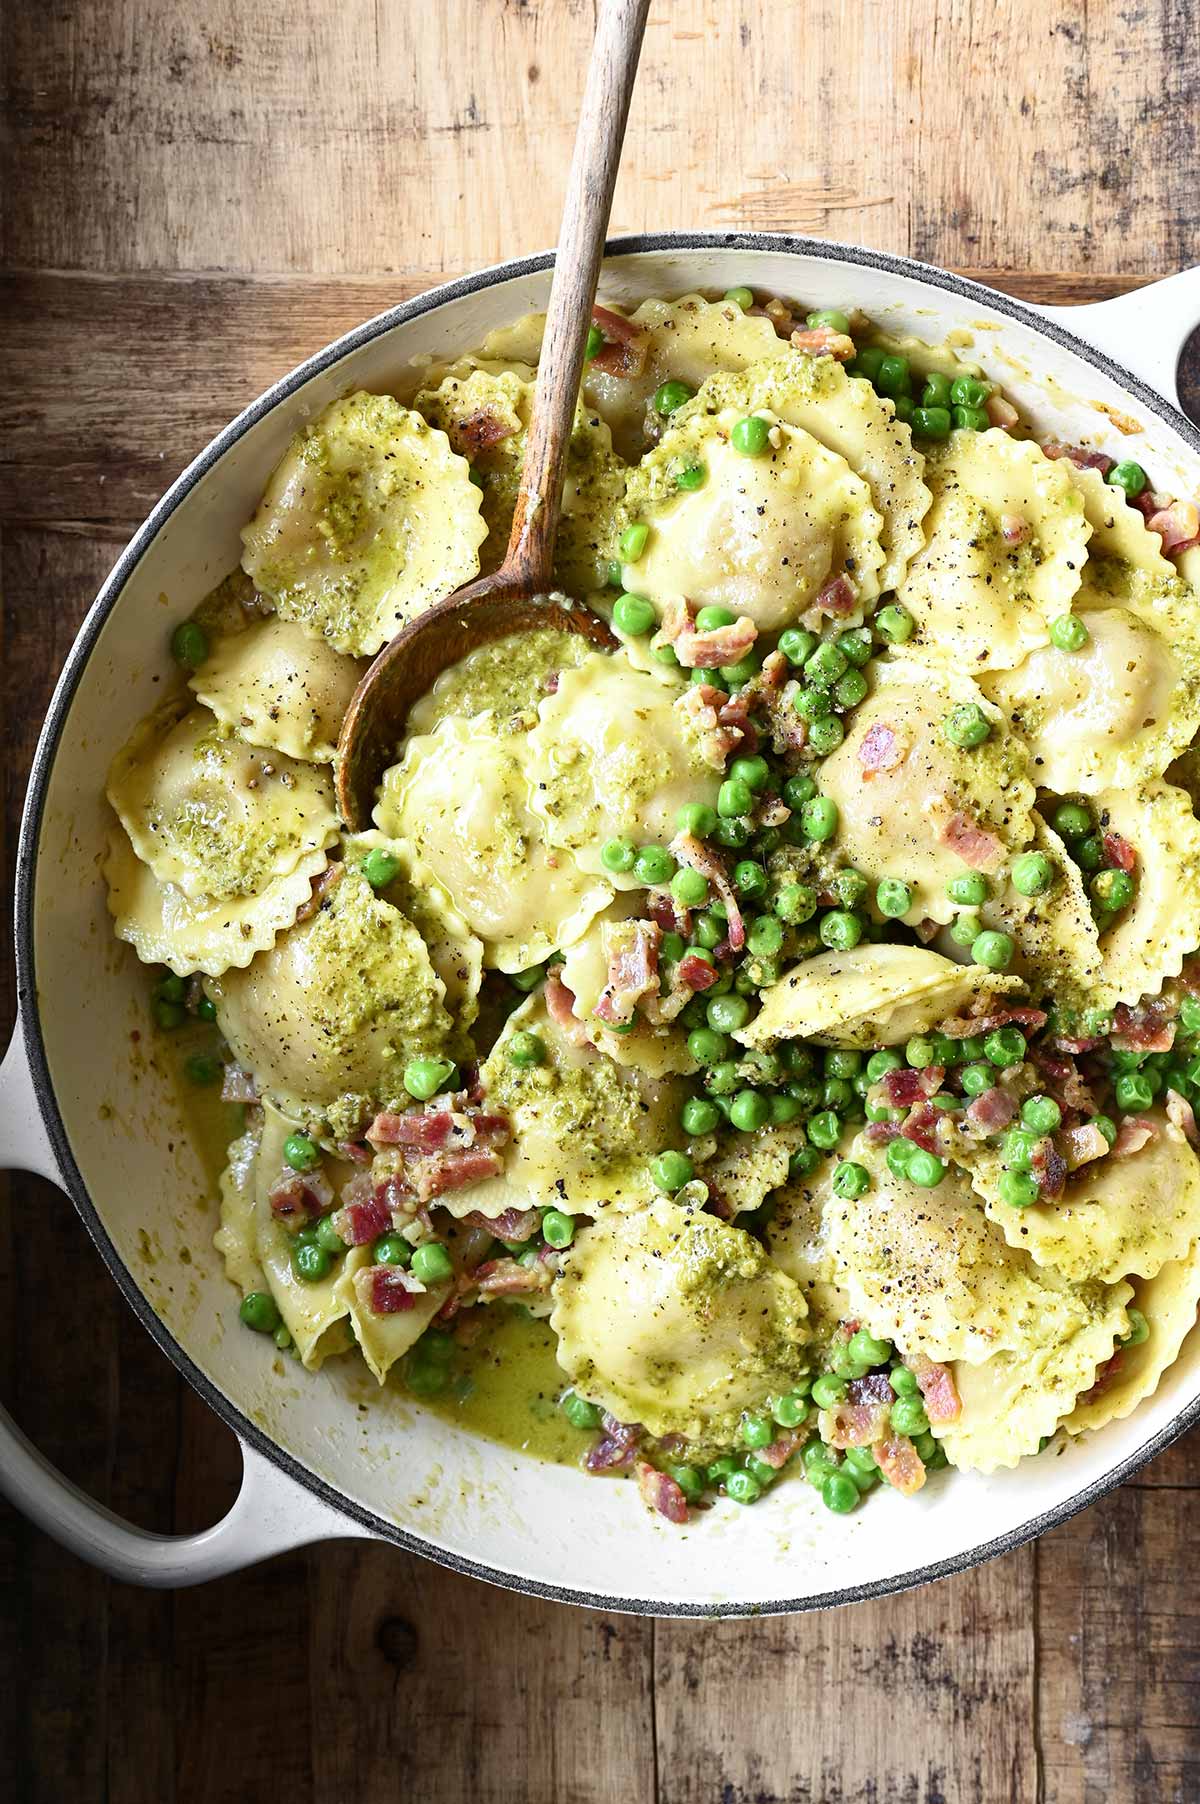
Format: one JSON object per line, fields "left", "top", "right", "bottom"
{"left": 3, "top": 235, "right": 1200, "bottom": 1614}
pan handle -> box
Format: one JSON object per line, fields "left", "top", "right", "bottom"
{"left": 0, "top": 1023, "right": 372, "bottom": 1585}
{"left": 1037, "top": 265, "right": 1200, "bottom": 413}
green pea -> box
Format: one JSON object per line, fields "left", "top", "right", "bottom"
{"left": 728, "top": 1089, "right": 769, "bottom": 1132}
{"left": 723, "top": 286, "right": 755, "bottom": 310}
{"left": 613, "top": 591, "right": 657, "bottom": 637}
{"left": 714, "top": 816, "right": 753, "bottom": 850}
{"left": 725, "top": 1470, "right": 762, "bottom": 1504}
{"left": 769, "top": 1392, "right": 807, "bottom": 1429}
{"left": 984, "top": 1025, "right": 1026, "bottom": 1066}
{"left": 411, "top": 1242, "right": 454, "bottom": 1284}
{"left": 542, "top": 1209, "right": 575, "bottom": 1249}
{"left": 921, "top": 372, "right": 953, "bottom": 409}
{"left": 671, "top": 866, "right": 709, "bottom": 908}
{"left": 239, "top": 1291, "right": 281, "bottom": 1334}
{"left": 731, "top": 414, "right": 771, "bottom": 456}
{"left": 675, "top": 462, "right": 706, "bottom": 491}
{"left": 832, "top": 1159, "right": 870, "bottom": 1199}
{"left": 1052, "top": 801, "right": 1093, "bottom": 841}
{"left": 690, "top": 913, "right": 723, "bottom": 952}
{"left": 875, "top": 878, "right": 912, "bottom": 919}
{"left": 779, "top": 628, "right": 820, "bottom": 668}
{"left": 1181, "top": 995, "right": 1200, "bottom": 1036}
{"left": 911, "top": 404, "right": 952, "bottom": 440}
{"left": 836, "top": 626, "right": 873, "bottom": 669}
{"left": 661, "top": 930, "right": 686, "bottom": 965}
{"left": 950, "top": 374, "right": 992, "bottom": 408}
{"left": 819, "top": 909, "right": 862, "bottom": 952}
{"left": 952, "top": 404, "right": 990, "bottom": 430}
{"left": 403, "top": 1056, "right": 458, "bottom": 1101}
{"left": 562, "top": 1387, "right": 604, "bottom": 1429}
{"left": 793, "top": 683, "right": 833, "bottom": 722}
{"left": 832, "top": 668, "right": 868, "bottom": 710}
{"left": 654, "top": 378, "right": 694, "bottom": 416}
{"left": 825, "top": 1049, "right": 862, "bottom": 1079}
{"left": 676, "top": 802, "right": 718, "bottom": 839}
{"left": 620, "top": 522, "right": 649, "bottom": 561}
{"left": 1120, "top": 1306, "right": 1150, "bottom": 1347}
{"left": 943, "top": 703, "right": 991, "bottom": 748}
{"left": 947, "top": 872, "right": 989, "bottom": 906}
{"left": 740, "top": 1412, "right": 773, "bottom": 1450}
{"left": 874, "top": 603, "right": 915, "bottom": 643}
{"left": 650, "top": 1149, "right": 694, "bottom": 1193}
{"left": 292, "top": 1239, "right": 331, "bottom": 1283}
{"left": 806, "top": 307, "right": 851, "bottom": 333}
{"left": 695, "top": 604, "right": 737, "bottom": 632}
{"left": 1021, "top": 1094, "right": 1062, "bottom": 1134}
{"left": 905, "top": 1034, "right": 936, "bottom": 1068}
{"left": 510, "top": 963, "right": 548, "bottom": 993}
{"left": 972, "top": 930, "right": 1014, "bottom": 972}
{"left": 707, "top": 1455, "right": 740, "bottom": 1486}
{"left": 875, "top": 354, "right": 911, "bottom": 397}
{"left": 361, "top": 847, "right": 399, "bottom": 889}
{"left": 722, "top": 654, "right": 760, "bottom": 685}
{"left": 747, "top": 915, "right": 784, "bottom": 958}
{"left": 788, "top": 1144, "right": 822, "bottom": 1180}
{"left": 314, "top": 1214, "right": 346, "bottom": 1257}
{"left": 820, "top": 1471, "right": 859, "bottom": 1513}
{"left": 153, "top": 998, "right": 186, "bottom": 1030}
{"left": 681, "top": 1096, "right": 722, "bottom": 1136}
{"left": 1107, "top": 459, "right": 1147, "bottom": 497}
{"left": 889, "top": 1397, "right": 930, "bottom": 1437}
{"left": 184, "top": 1053, "right": 222, "bottom": 1086}
{"left": 651, "top": 641, "right": 680, "bottom": 667}
{"left": 508, "top": 1030, "right": 546, "bottom": 1069}
{"left": 373, "top": 1233, "right": 411, "bottom": 1267}
{"left": 807, "top": 1109, "right": 842, "bottom": 1151}
{"left": 717, "top": 778, "right": 753, "bottom": 819}
{"left": 705, "top": 1058, "right": 742, "bottom": 1095}
{"left": 730, "top": 861, "right": 766, "bottom": 903}
{"left": 1009, "top": 850, "right": 1054, "bottom": 898}
{"left": 906, "top": 1148, "right": 946, "bottom": 1188}
{"left": 889, "top": 1364, "right": 919, "bottom": 1397}
{"left": 585, "top": 324, "right": 604, "bottom": 359}
{"left": 854, "top": 347, "right": 886, "bottom": 380}
{"left": 998, "top": 1169, "right": 1039, "bottom": 1208}
{"left": 283, "top": 1132, "right": 320, "bottom": 1173}
{"left": 1115, "top": 1071, "right": 1154, "bottom": 1111}
{"left": 807, "top": 715, "right": 845, "bottom": 756}
{"left": 774, "top": 883, "right": 817, "bottom": 925}
{"left": 848, "top": 1328, "right": 893, "bottom": 1366}
{"left": 845, "top": 1444, "right": 879, "bottom": 1476}
{"left": 1000, "top": 1126, "right": 1039, "bottom": 1171}
{"left": 170, "top": 620, "right": 209, "bottom": 669}
{"left": 634, "top": 844, "right": 675, "bottom": 886}
{"left": 730, "top": 753, "right": 771, "bottom": 794}
{"left": 866, "top": 1049, "right": 903, "bottom": 1081}
{"left": 706, "top": 993, "right": 750, "bottom": 1034}
{"left": 1091, "top": 867, "right": 1135, "bottom": 912}
{"left": 811, "top": 1374, "right": 846, "bottom": 1409}
{"left": 804, "top": 641, "right": 849, "bottom": 689}
{"left": 196, "top": 995, "right": 217, "bottom": 1022}
{"left": 273, "top": 1324, "right": 294, "bottom": 1351}
{"left": 800, "top": 796, "right": 839, "bottom": 842}
{"left": 1049, "top": 613, "right": 1089, "bottom": 652}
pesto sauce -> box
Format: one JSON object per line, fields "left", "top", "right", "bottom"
{"left": 408, "top": 627, "right": 592, "bottom": 734}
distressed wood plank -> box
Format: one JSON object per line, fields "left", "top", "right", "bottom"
{"left": 1037, "top": 1488, "right": 1200, "bottom": 1803}
{"left": 654, "top": 1547, "right": 1038, "bottom": 1804}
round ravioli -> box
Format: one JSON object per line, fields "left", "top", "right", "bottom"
{"left": 525, "top": 654, "right": 720, "bottom": 879}
{"left": 628, "top": 350, "right": 930, "bottom": 595}
{"left": 557, "top": 892, "right": 696, "bottom": 1077}
{"left": 816, "top": 659, "right": 1036, "bottom": 926}
{"left": 738, "top": 943, "right": 1024, "bottom": 1049}
{"left": 550, "top": 1197, "right": 810, "bottom": 1441}
{"left": 189, "top": 613, "right": 363, "bottom": 762}
{"left": 206, "top": 863, "right": 453, "bottom": 1138}
{"left": 446, "top": 996, "right": 687, "bottom": 1219}
{"left": 341, "top": 832, "right": 484, "bottom": 1033}
{"left": 897, "top": 431, "right": 1091, "bottom": 673}
{"left": 1066, "top": 1246, "right": 1200, "bottom": 1435}
{"left": 620, "top": 405, "right": 884, "bottom": 629}
{"left": 375, "top": 710, "right": 611, "bottom": 972}
{"left": 1090, "top": 780, "right": 1200, "bottom": 1004}
{"left": 241, "top": 391, "right": 487, "bottom": 656}
{"left": 104, "top": 829, "right": 330, "bottom": 979}
{"left": 415, "top": 367, "right": 626, "bottom": 592}
{"left": 977, "top": 813, "right": 1102, "bottom": 1011}
{"left": 107, "top": 700, "right": 338, "bottom": 904}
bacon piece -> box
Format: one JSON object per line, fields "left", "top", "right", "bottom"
{"left": 1060, "top": 1122, "right": 1111, "bottom": 1171}
{"left": 671, "top": 832, "right": 745, "bottom": 950}
{"left": 1042, "top": 441, "right": 1113, "bottom": 476}
{"left": 221, "top": 1064, "right": 259, "bottom": 1104}
{"left": 858, "top": 721, "right": 905, "bottom": 773}
{"left": 1082, "top": 1349, "right": 1125, "bottom": 1403}
{"left": 473, "top": 1255, "right": 552, "bottom": 1298}
{"left": 821, "top": 1373, "right": 895, "bottom": 1449}
{"left": 1147, "top": 499, "right": 1200, "bottom": 554}
{"left": 459, "top": 1206, "right": 541, "bottom": 1244}
{"left": 863, "top": 1120, "right": 902, "bottom": 1146}
{"left": 908, "top": 1353, "right": 961, "bottom": 1425}
{"left": 415, "top": 1147, "right": 505, "bottom": 1202}
{"left": 675, "top": 953, "right": 719, "bottom": 993}
{"left": 456, "top": 408, "right": 517, "bottom": 458}
{"left": 1112, "top": 1001, "right": 1174, "bottom": 1053}
{"left": 939, "top": 1004, "right": 1047, "bottom": 1039}
{"left": 268, "top": 1169, "right": 333, "bottom": 1229}
{"left": 1103, "top": 832, "right": 1138, "bottom": 875}
{"left": 873, "top": 1432, "right": 927, "bottom": 1496}
{"left": 295, "top": 860, "right": 344, "bottom": 922}
{"left": 881, "top": 1066, "right": 944, "bottom": 1108}
{"left": 716, "top": 689, "right": 759, "bottom": 759}
{"left": 1031, "top": 1137, "right": 1068, "bottom": 1200}
{"left": 1168, "top": 1089, "right": 1200, "bottom": 1147}
{"left": 790, "top": 324, "right": 855, "bottom": 361}
{"left": 654, "top": 595, "right": 759, "bottom": 670}
{"left": 900, "top": 1101, "right": 941, "bottom": 1153}
{"left": 332, "top": 1176, "right": 394, "bottom": 1247}
{"left": 677, "top": 681, "right": 745, "bottom": 768}
{"left": 355, "top": 1264, "right": 421, "bottom": 1315}
{"left": 588, "top": 303, "right": 649, "bottom": 377}
{"left": 366, "top": 1108, "right": 510, "bottom": 1154}
{"left": 935, "top": 808, "right": 1005, "bottom": 871}
{"left": 754, "top": 1429, "right": 807, "bottom": 1470}
{"left": 585, "top": 1414, "right": 643, "bottom": 1473}
{"left": 545, "top": 968, "right": 585, "bottom": 1036}
{"left": 987, "top": 395, "right": 1020, "bottom": 431}
{"left": 962, "top": 1085, "right": 1017, "bottom": 1137}
{"left": 594, "top": 921, "right": 661, "bottom": 1026}
{"left": 635, "top": 1460, "right": 690, "bottom": 1524}
{"left": 336, "top": 1139, "right": 372, "bottom": 1164}
{"left": 1112, "top": 1116, "right": 1158, "bottom": 1159}
{"left": 1029, "top": 1045, "right": 1095, "bottom": 1114}
{"left": 1000, "top": 512, "right": 1030, "bottom": 545}
{"left": 814, "top": 574, "right": 857, "bottom": 619}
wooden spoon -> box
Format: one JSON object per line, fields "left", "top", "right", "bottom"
{"left": 336, "top": 0, "right": 651, "bottom": 828}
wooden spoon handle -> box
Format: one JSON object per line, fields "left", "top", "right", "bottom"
{"left": 505, "top": 0, "right": 650, "bottom": 587}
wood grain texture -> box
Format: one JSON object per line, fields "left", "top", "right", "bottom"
{"left": 2, "top": 1, "right": 1200, "bottom": 1800}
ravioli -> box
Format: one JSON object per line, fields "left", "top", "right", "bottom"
{"left": 407, "top": 625, "right": 592, "bottom": 735}
{"left": 444, "top": 996, "right": 686, "bottom": 1218}
{"left": 550, "top": 1197, "right": 810, "bottom": 1441}
{"left": 738, "top": 944, "right": 1024, "bottom": 1049}
{"left": 241, "top": 391, "right": 487, "bottom": 656}
{"left": 971, "top": 1111, "right": 1200, "bottom": 1284}
{"left": 415, "top": 366, "right": 626, "bottom": 591}
{"left": 206, "top": 863, "right": 453, "bottom": 1136}
{"left": 557, "top": 892, "right": 696, "bottom": 1077}
{"left": 189, "top": 613, "right": 363, "bottom": 763}
{"left": 698, "top": 1120, "right": 809, "bottom": 1217}
{"left": 816, "top": 659, "right": 1036, "bottom": 925}
{"left": 620, "top": 405, "right": 884, "bottom": 629}
{"left": 107, "top": 700, "right": 339, "bottom": 904}
{"left": 375, "top": 710, "right": 611, "bottom": 971}
{"left": 525, "top": 654, "right": 720, "bottom": 878}
{"left": 766, "top": 1160, "right": 855, "bottom": 1330}
{"left": 897, "top": 432, "right": 1092, "bottom": 672}
{"left": 978, "top": 813, "right": 1102, "bottom": 1009}
{"left": 104, "top": 830, "right": 330, "bottom": 979}
{"left": 1066, "top": 1247, "right": 1200, "bottom": 1435}
{"left": 253, "top": 1104, "right": 354, "bottom": 1369}
{"left": 1067, "top": 463, "right": 1178, "bottom": 582}
{"left": 1089, "top": 780, "right": 1200, "bottom": 1004}
{"left": 341, "top": 831, "right": 484, "bottom": 1032}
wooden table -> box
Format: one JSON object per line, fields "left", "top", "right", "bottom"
{"left": 2, "top": 4, "right": 1198, "bottom": 1798}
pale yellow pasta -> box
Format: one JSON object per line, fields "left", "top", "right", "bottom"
{"left": 107, "top": 699, "right": 338, "bottom": 904}
{"left": 253, "top": 1104, "right": 354, "bottom": 1369}
{"left": 241, "top": 392, "right": 487, "bottom": 656}
{"left": 557, "top": 892, "right": 696, "bottom": 1077}
{"left": 341, "top": 832, "right": 484, "bottom": 1033}
{"left": 375, "top": 709, "right": 611, "bottom": 971}
{"left": 550, "top": 1198, "right": 810, "bottom": 1441}
{"left": 189, "top": 614, "right": 363, "bottom": 763}
{"left": 1090, "top": 780, "right": 1200, "bottom": 1004}
{"left": 697, "top": 1121, "right": 809, "bottom": 1218}
{"left": 525, "top": 654, "right": 720, "bottom": 879}
{"left": 817, "top": 659, "right": 1036, "bottom": 926}
{"left": 1068, "top": 463, "right": 1178, "bottom": 582}
{"left": 407, "top": 625, "right": 593, "bottom": 735}
{"left": 738, "top": 945, "right": 1024, "bottom": 1051}
{"left": 897, "top": 431, "right": 1091, "bottom": 672}
{"left": 1066, "top": 1248, "right": 1200, "bottom": 1435}
{"left": 213, "top": 1124, "right": 266, "bottom": 1296}
{"left": 766, "top": 1157, "right": 855, "bottom": 1330}
{"left": 620, "top": 406, "right": 885, "bottom": 629}
{"left": 979, "top": 814, "right": 1102, "bottom": 1010}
